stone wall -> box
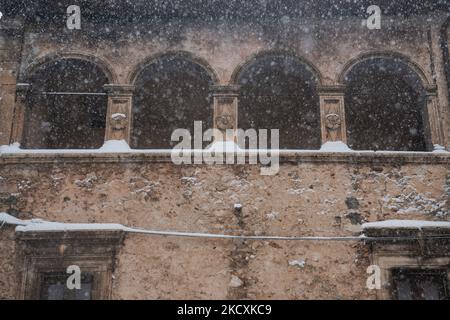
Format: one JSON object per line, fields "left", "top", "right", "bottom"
{"left": 1, "top": 160, "right": 448, "bottom": 299}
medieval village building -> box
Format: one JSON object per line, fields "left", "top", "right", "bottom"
{"left": 0, "top": 0, "right": 450, "bottom": 299}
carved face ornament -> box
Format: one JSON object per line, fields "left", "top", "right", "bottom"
{"left": 215, "top": 114, "right": 235, "bottom": 130}
{"left": 325, "top": 113, "right": 341, "bottom": 130}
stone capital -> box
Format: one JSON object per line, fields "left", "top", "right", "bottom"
{"left": 103, "top": 84, "right": 135, "bottom": 96}
{"left": 210, "top": 85, "right": 241, "bottom": 96}
{"left": 318, "top": 85, "right": 346, "bottom": 96}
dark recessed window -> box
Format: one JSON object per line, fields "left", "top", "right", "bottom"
{"left": 344, "top": 58, "right": 429, "bottom": 151}
{"left": 391, "top": 269, "right": 449, "bottom": 300}
{"left": 237, "top": 54, "right": 321, "bottom": 150}
{"left": 24, "top": 59, "right": 108, "bottom": 149}
{"left": 40, "top": 272, "right": 94, "bottom": 300}
{"left": 132, "top": 55, "right": 214, "bottom": 149}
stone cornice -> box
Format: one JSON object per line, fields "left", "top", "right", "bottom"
{"left": 1, "top": 151, "right": 450, "bottom": 165}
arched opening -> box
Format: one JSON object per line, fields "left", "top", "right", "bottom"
{"left": 344, "top": 57, "right": 430, "bottom": 151}
{"left": 23, "top": 58, "right": 108, "bottom": 149}
{"left": 131, "top": 55, "right": 214, "bottom": 149}
{"left": 236, "top": 53, "right": 321, "bottom": 149}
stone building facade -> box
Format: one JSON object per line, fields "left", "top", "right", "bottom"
{"left": 1, "top": 1, "right": 450, "bottom": 299}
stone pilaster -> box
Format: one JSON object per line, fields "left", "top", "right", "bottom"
{"left": 0, "top": 19, "right": 25, "bottom": 145}
{"left": 318, "top": 85, "right": 348, "bottom": 145}
{"left": 103, "top": 84, "right": 135, "bottom": 143}
{"left": 425, "top": 85, "right": 445, "bottom": 150}
{"left": 10, "top": 83, "right": 31, "bottom": 145}
{"left": 211, "top": 85, "right": 240, "bottom": 142}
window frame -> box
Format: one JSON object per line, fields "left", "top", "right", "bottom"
{"left": 16, "top": 230, "right": 124, "bottom": 300}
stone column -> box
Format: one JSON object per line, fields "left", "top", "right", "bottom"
{"left": 318, "top": 85, "right": 348, "bottom": 146}
{"left": 103, "top": 84, "right": 135, "bottom": 144}
{"left": 211, "top": 85, "right": 240, "bottom": 143}
{"left": 425, "top": 85, "right": 445, "bottom": 150}
{"left": 10, "top": 83, "right": 31, "bottom": 145}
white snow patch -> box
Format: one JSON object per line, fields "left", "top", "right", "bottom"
{"left": 287, "top": 187, "right": 315, "bottom": 195}
{"left": 433, "top": 144, "right": 448, "bottom": 153}
{"left": 206, "top": 140, "right": 244, "bottom": 152}
{"left": 16, "top": 221, "right": 125, "bottom": 232}
{"left": 266, "top": 211, "right": 279, "bottom": 220}
{"left": 180, "top": 176, "right": 199, "bottom": 185}
{"left": 99, "top": 140, "right": 131, "bottom": 152}
{"left": 229, "top": 275, "right": 243, "bottom": 287}
{"left": 0, "top": 212, "right": 123, "bottom": 231}
{"left": 320, "top": 141, "right": 352, "bottom": 152}
{"left": 289, "top": 259, "right": 306, "bottom": 268}
{"left": 0, "top": 142, "right": 21, "bottom": 153}
{"left": 0, "top": 212, "right": 27, "bottom": 226}
{"left": 382, "top": 191, "right": 446, "bottom": 217}
{"left": 362, "top": 220, "right": 450, "bottom": 230}
{"left": 111, "top": 113, "right": 126, "bottom": 119}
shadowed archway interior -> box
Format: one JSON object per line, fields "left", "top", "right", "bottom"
{"left": 23, "top": 58, "right": 108, "bottom": 149}
{"left": 131, "top": 56, "right": 214, "bottom": 149}
{"left": 344, "top": 57, "right": 430, "bottom": 151}
{"left": 236, "top": 54, "right": 321, "bottom": 149}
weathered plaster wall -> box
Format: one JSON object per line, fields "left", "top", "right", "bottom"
{"left": 0, "top": 161, "right": 449, "bottom": 299}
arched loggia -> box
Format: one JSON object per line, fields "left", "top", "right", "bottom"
{"left": 235, "top": 53, "right": 321, "bottom": 149}
{"left": 23, "top": 58, "right": 109, "bottom": 149}
{"left": 131, "top": 54, "right": 215, "bottom": 149}
{"left": 343, "top": 57, "right": 430, "bottom": 151}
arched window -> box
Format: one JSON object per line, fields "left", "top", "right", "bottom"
{"left": 344, "top": 57, "right": 429, "bottom": 151}
{"left": 23, "top": 58, "right": 108, "bottom": 149}
{"left": 236, "top": 53, "right": 321, "bottom": 149}
{"left": 131, "top": 55, "right": 214, "bottom": 149}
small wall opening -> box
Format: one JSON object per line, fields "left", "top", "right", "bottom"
{"left": 131, "top": 55, "right": 214, "bottom": 149}
{"left": 236, "top": 54, "right": 321, "bottom": 149}
{"left": 344, "top": 57, "right": 430, "bottom": 151}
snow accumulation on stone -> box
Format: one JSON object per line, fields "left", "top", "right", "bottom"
{"left": 319, "top": 141, "right": 352, "bottom": 152}
{"left": 362, "top": 220, "right": 450, "bottom": 230}
{"left": 206, "top": 140, "right": 244, "bottom": 152}
{"left": 111, "top": 113, "right": 126, "bottom": 119}
{"left": 98, "top": 139, "right": 131, "bottom": 152}
{"left": 0, "top": 212, "right": 124, "bottom": 232}
{"left": 0, "top": 212, "right": 27, "bottom": 226}
{"left": 0, "top": 141, "right": 449, "bottom": 156}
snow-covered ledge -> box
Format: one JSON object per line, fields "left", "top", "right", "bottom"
{"left": 363, "top": 220, "right": 450, "bottom": 230}
{"left": 363, "top": 219, "right": 450, "bottom": 239}
{"left": 363, "top": 219, "right": 450, "bottom": 256}
{"left": 363, "top": 219, "right": 450, "bottom": 300}
{"left": 1, "top": 143, "right": 450, "bottom": 165}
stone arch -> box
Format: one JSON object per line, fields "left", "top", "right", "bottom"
{"left": 232, "top": 50, "right": 322, "bottom": 149}
{"left": 338, "top": 51, "right": 430, "bottom": 87}
{"left": 22, "top": 55, "right": 111, "bottom": 149}
{"left": 128, "top": 50, "right": 219, "bottom": 85}
{"left": 230, "top": 49, "right": 323, "bottom": 85}
{"left": 341, "top": 52, "right": 432, "bottom": 151}
{"left": 23, "top": 51, "right": 118, "bottom": 84}
{"left": 130, "top": 51, "right": 217, "bottom": 149}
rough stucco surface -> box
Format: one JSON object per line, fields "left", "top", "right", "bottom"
{"left": 0, "top": 162, "right": 449, "bottom": 299}
{"left": 0, "top": 227, "right": 19, "bottom": 299}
